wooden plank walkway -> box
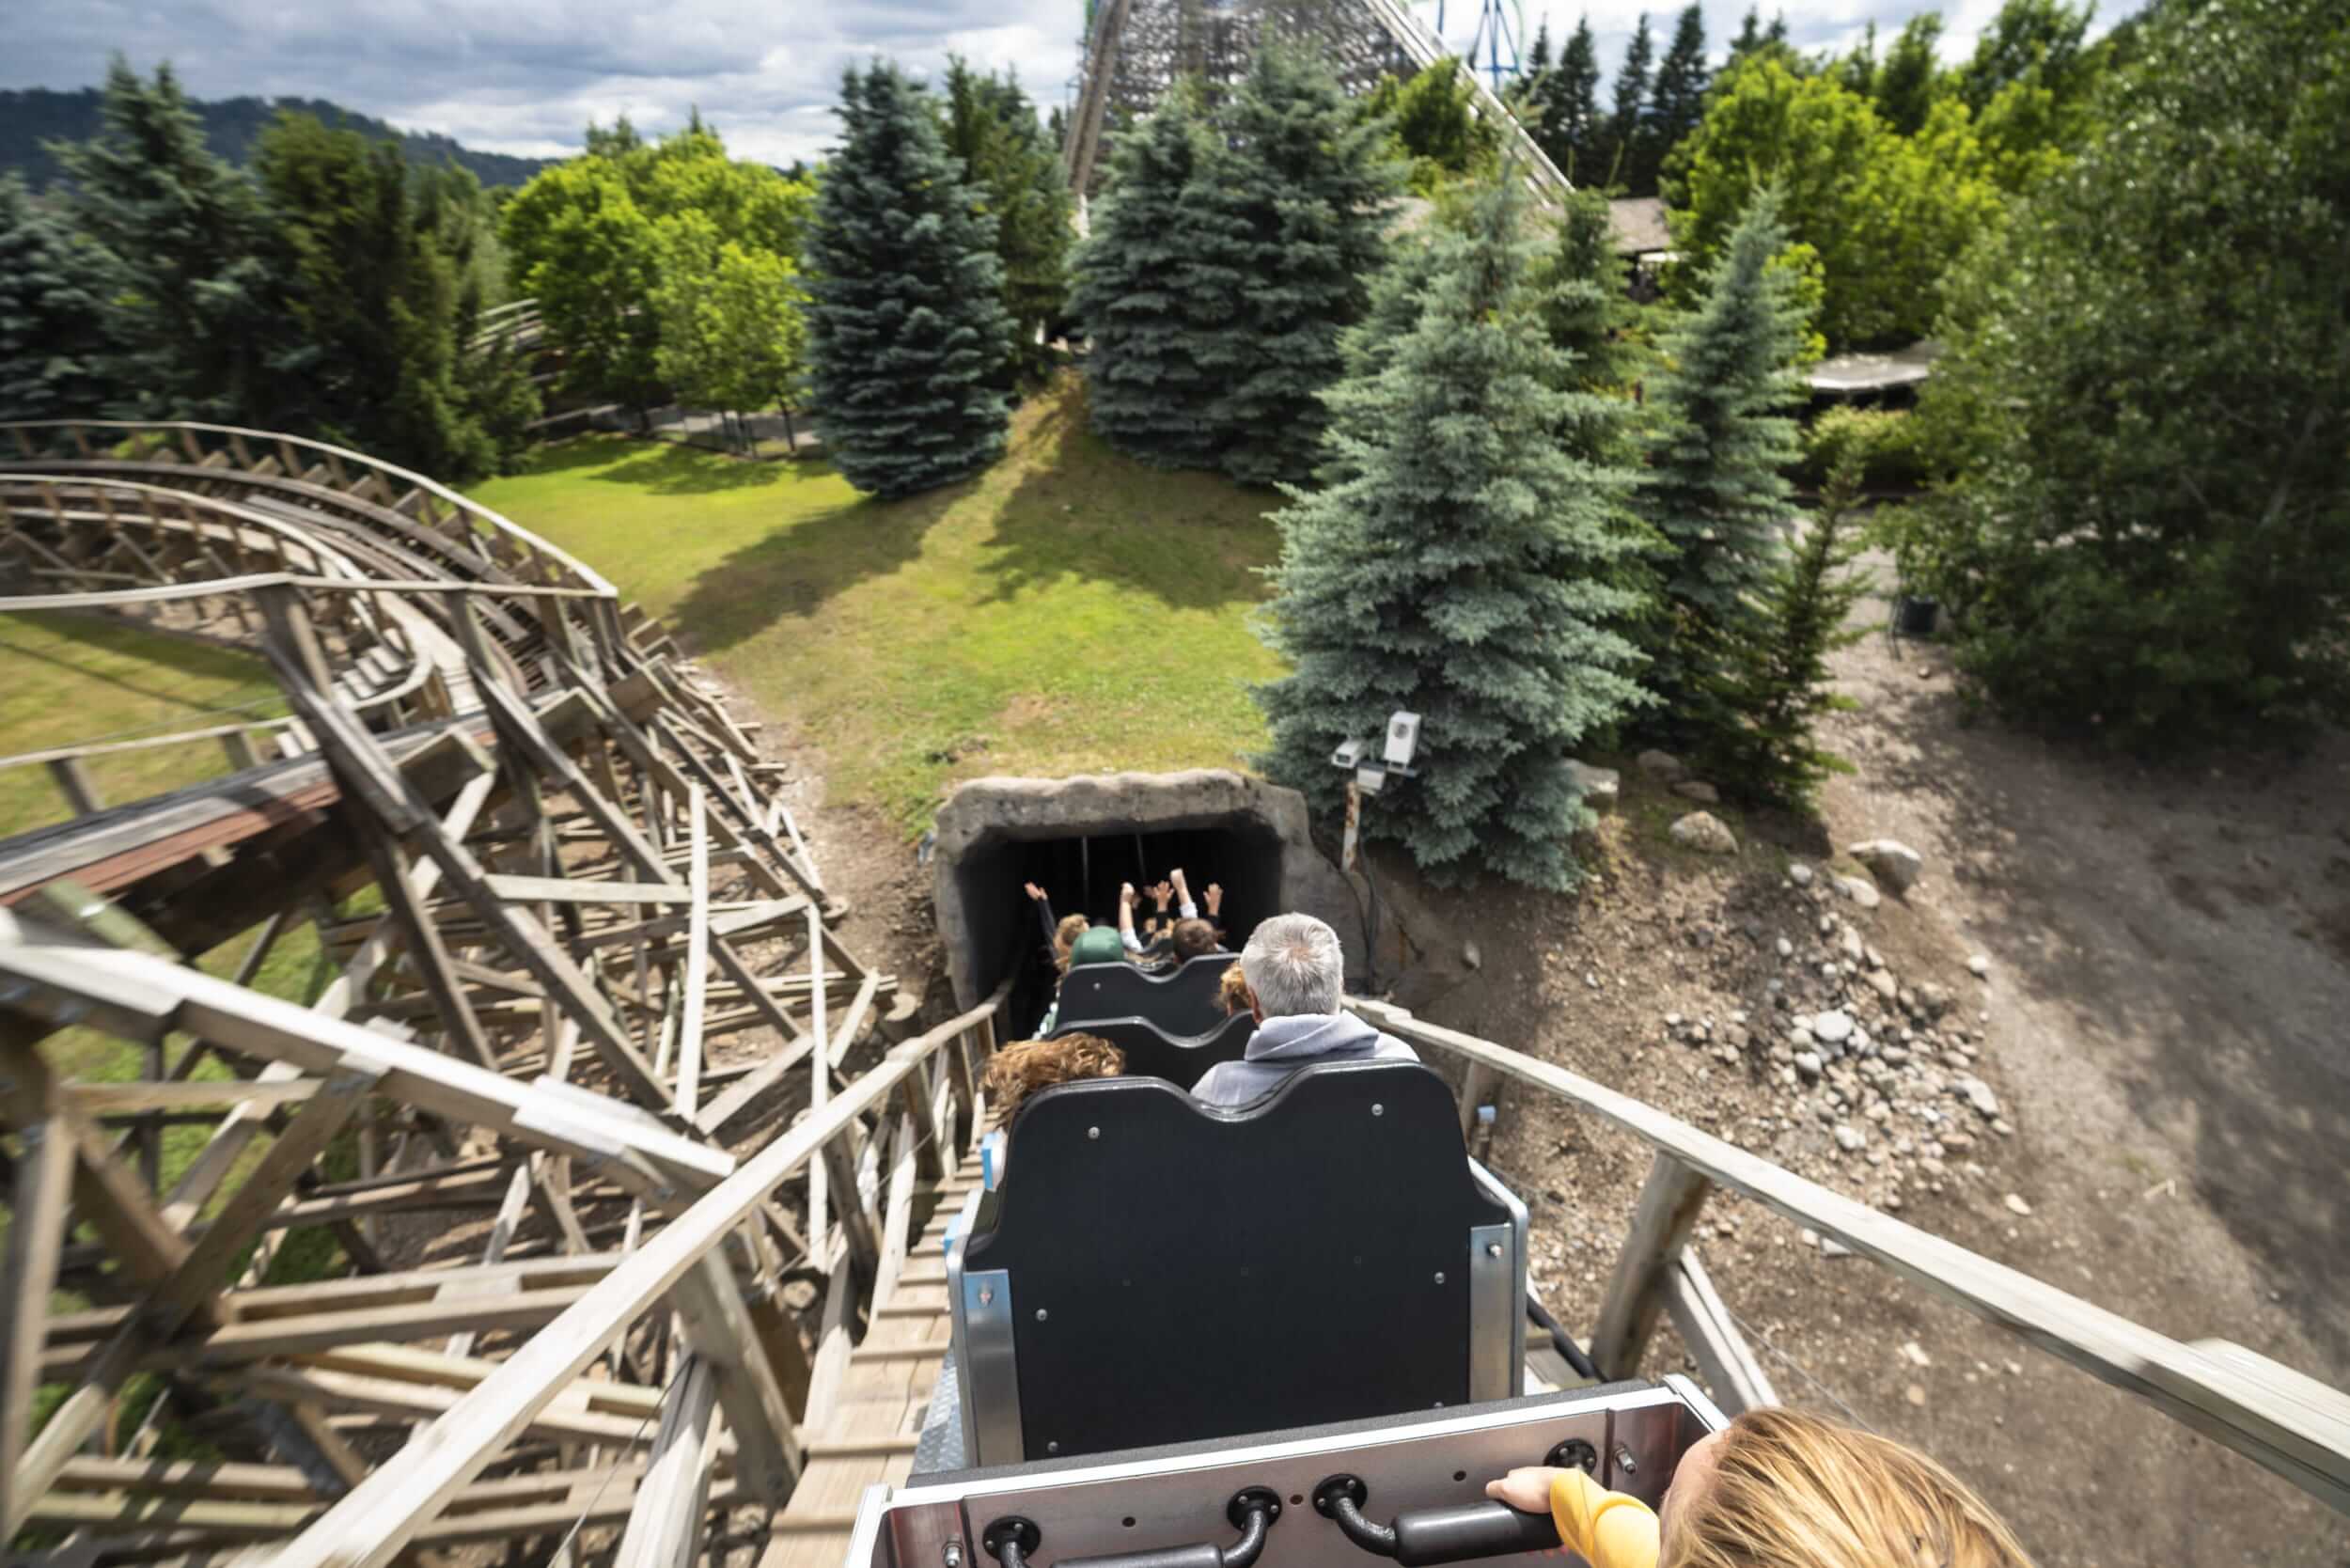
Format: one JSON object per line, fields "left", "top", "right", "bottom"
{"left": 760, "top": 1163, "right": 980, "bottom": 1568}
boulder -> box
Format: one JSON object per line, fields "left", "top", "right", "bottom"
{"left": 1565, "top": 760, "right": 1621, "bottom": 814}
{"left": 1847, "top": 839, "right": 1925, "bottom": 895}
{"left": 1668, "top": 811, "right": 1739, "bottom": 855}
{"left": 1637, "top": 749, "right": 1687, "bottom": 782}
{"left": 1671, "top": 779, "right": 1721, "bottom": 804}
{"left": 1788, "top": 863, "right": 1814, "bottom": 886}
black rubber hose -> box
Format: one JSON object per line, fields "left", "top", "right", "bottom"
{"left": 1526, "top": 1294, "right": 1604, "bottom": 1383}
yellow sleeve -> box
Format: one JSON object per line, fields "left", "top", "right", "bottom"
{"left": 1548, "top": 1467, "right": 1660, "bottom": 1568}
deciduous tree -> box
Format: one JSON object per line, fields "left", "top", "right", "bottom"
{"left": 1895, "top": 0, "right": 2350, "bottom": 747}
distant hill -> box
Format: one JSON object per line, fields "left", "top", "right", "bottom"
{"left": 0, "top": 86, "right": 560, "bottom": 190}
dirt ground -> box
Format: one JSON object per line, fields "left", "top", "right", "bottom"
{"left": 1371, "top": 570, "right": 2350, "bottom": 1567}
{"left": 691, "top": 584, "right": 2350, "bottom": 1566}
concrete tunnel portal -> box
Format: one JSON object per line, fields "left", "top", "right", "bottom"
{"left": 929, "top": 771, "right": 1371, "bottom": 1038}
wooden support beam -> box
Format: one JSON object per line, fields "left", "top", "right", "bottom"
{"left": 610, "top": 1355, "right": 720, "bottom": 1568}
{"left": 46, "top": 758, "right": 103, "bottom": 819}
{"left": 253, "top": 984, "right": 1006, "bottom": 1568}
{"left": 674, "top": 788, "right": 709, "bottom": 1119}
{"left": 670, "top": 1253, "right": 801, "bottom": 1502}
{"left": 1666, "top": 1247, "right": 1777, "bottom": 1415}
{"left": 1, "top": 1118, "right": 75, "bottom": 1536}
{"left": 1589, "top": 1152, "right": 1712, "bottom": 1379}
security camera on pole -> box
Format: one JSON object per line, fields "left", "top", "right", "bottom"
{"left": 1332, "top": 711, "right": 1420, "bottom": 989}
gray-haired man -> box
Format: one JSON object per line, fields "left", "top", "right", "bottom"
{"left": 1189, "top": 913, "right": 1417, "bottom": 1107}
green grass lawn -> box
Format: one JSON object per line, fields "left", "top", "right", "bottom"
{"left": 0, "top": 611, "right": 287, "bottom": 837}
{"left": 471, "top": 376, "right": 1289, "bottom": 831}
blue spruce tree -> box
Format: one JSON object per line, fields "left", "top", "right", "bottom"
{"left": 1636, "top": 185, "right": 1808, "bottom": 752}
{"left": 1066, "top": 86, "right": 1228, "bottom": 469}
{"left": 1255, "top": 176, "right": 1650, "bottom": 891}
{"left": 1198, "top": 44, "right": 1401, "bottom": 488}
{"left": 805, "top": 63, "right": 1013, "bottom": 498}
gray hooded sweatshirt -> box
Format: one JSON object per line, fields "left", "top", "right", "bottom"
{"left": 1188, "top": 1011, "right": 1419, "bottom": 1107}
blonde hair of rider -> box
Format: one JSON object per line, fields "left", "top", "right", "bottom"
{"left": 1053, "top": 914, "right": 1090, "bottom": 975}
{"left": 1217, "top": 961, "right": 1252, "bottom": 1016}
{"left": 1665, "top": 1409, "right": 2034, "bottom": 1568}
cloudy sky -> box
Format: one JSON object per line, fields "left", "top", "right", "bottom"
{"left": 8, "top": 1, "right": 2113, "bottom": 168}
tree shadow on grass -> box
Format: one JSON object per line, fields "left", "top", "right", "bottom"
{"left": 527, "top": 433, "right": 802, "bottom": 496}
{"left": 664, "top": 481, "right": 959, "bottom": 658}
{"left": 976, "top": 377, "right": 1282, "bottom": 612}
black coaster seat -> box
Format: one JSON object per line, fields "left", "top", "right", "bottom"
{"left": 1053, "top": 952, "right": 1237, "bottom": 1037}
{"left": 948, "top": 1060, "right": 1528, "bottom": 1466}
{"left": 1045, "top": 1011, "right": 1253, "bottom": 1087}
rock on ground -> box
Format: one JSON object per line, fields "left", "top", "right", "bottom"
{"left": 1565, "top": 760, "right": 1620, "bottom": 814}
{"left": 1637, "top": 749, "right": 1687, "bottom": 782}
{"left": 1669, "top": 811, "right": 1739, "bottom": 855}
{"left": 1836, "top": 874, "right": 1884, "bottom": 910}
{"left": 1671, "top": 779, "right": 1721, "bottom": 804}
{"left": 1848, "top": 838, "right": 1925, "bottom": 895}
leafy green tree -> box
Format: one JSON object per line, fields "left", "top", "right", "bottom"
{"left": 502, "top": 158, "right": 664, "bottom": 408}
{"left": 1254, "top": 177, "right": 1649, "bottom": 891}
{"left": 1606, "top": 15, "right": 1655, "bottom": 189}
{"left": 1664, "top": 56, "right": 2001, "bottom": 350}
{"left": 0, "top": 175, "right": 113, "bottom": 420}
{"left": 804, "top": 62, "right": 1011, "bottom": 498}
{"left": 940, "top": 58, "right": 1073, "bottom": 384}
{"left": 1894, "top": 0, "right": 2350, "bottom": 748}
{"left": 1872, "top": 13, "right": 1949, "bottom": 136}
{"left": 1706, "top": 448, "right": 1868, "bottom": 804}
{"left": 651, "top": 211, "right": 807, "bottom": 447}
{"left": 1363, "top": 59, "right": 1500, "bottom": 195}
{"left": 1644, "top": 6, "right": 1711, "bottom": 187}
{"left": 1196, "top": 44, "right": 1400, "bottom": 487}
{"left": 55, "top": 59, "right": 288, "bottom": 423}
{"left": 1067, "top": 86, "right": 1227, "bottom": 469}
{"left": 1956, "top": 0, "right": 2094, "bottom": 114}
{"left": 1636, "top": 186, "right": 1808, "bottom": 739}
{"left": 1835, "top": 23, "right": 1879, "bottom": 99}
{"left": 1527, "top": 18, "right": 1606, "bottom": 180}
{"left": 252, "top": 112, "right": 499, "bottom": 478}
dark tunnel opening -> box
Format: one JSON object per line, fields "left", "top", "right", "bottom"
{"left": 950, "top": 822, "right": 1286, "bottom": 1039}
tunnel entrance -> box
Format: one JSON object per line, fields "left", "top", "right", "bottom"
{"left": 930, "top": 770, "right": 1368, "bottom": 1034}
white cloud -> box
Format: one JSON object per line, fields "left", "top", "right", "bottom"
{"left": 9, "top": 0, "right": 2143, "bottom": 170}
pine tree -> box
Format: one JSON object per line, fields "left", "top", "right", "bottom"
{"left": 1066, "top": 86, "right": 1227, "bottom": 469}
{"left": 940, "top": 59, "right": 1073, "bottom": 385}
{"left": 1254, "top": 176, "right": 1650, "bottom": 891}
{"left": 1540, "top": 187, "right": 1641, "bottom": 455}
{"left": 1527, "top": 23, "right": 1554, "bottom": 73}
{"left": 1197, "top": 44, "right": 1401, "bottom": 488}
{"left": 55, "top": 59, "right": 288, "bottom": 423}
{"left": 1529, "top": 18, "right": 1606, "bottom": 180}
{"left": 252, "top": 113, "right": 499, "bottom": 478}
{"left": 1730, "top": 7, "right": 1766, "bottom": 63}
{"left": 1636, "top": 185, "right": 1809, "bottom": 744}
{"left": 1646, "top": 6, "right": 1712, "bottom": 179}
{"left": 0, "top": 175, "right": 113, "bottom": 421}
{"left": 804, "top": 62, "right": 1012, "bottom": 498}
{"left": 1607, "top": 17, "right": 1656, "bottom": 191}
{"left": 1705, "top": 449, "right": 1868, "bottom": 804}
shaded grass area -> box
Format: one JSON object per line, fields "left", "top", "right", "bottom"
{"left": 472, "top": 375, "right": 1288, "bottom": 831}
{"left": 0, "top": 612, "right": 288, "bottom": 837}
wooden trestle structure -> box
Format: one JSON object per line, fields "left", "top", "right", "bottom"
{"left": 0, "top": 421, "right": 1013, "bottom": 1567}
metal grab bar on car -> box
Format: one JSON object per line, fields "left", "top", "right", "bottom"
{"left": 1314, "top": 1456, "right": 1599, "bottom": 1568}
{"left": 983, "top": 1490, "right": 1282, "bottom": 1568}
